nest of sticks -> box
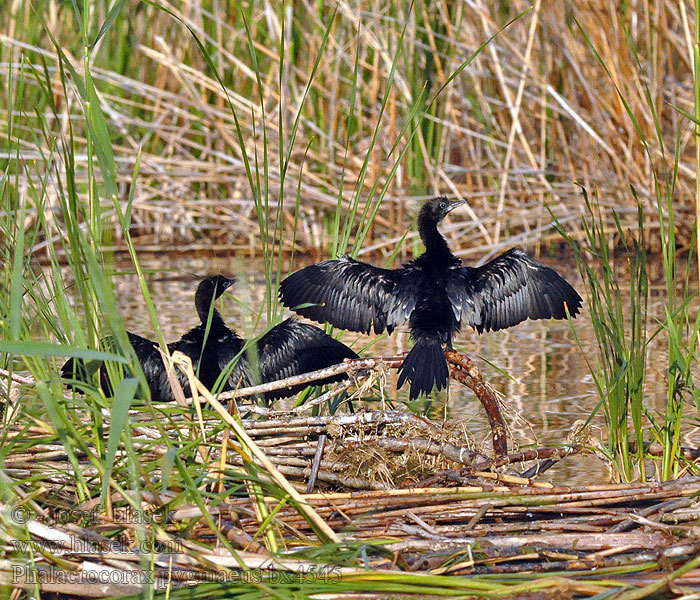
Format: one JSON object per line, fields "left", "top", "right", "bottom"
{"left": 3, "top": 351, "right": 700, "bottom": 598}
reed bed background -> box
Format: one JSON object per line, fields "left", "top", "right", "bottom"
{"left": 2, "top": 1, "right": 700, "bottom": 598}
{"left": 2, "top": 0, "right": 695, "bottom": 257}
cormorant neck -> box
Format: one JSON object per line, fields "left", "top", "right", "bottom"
{"left": 418, "top": 216, "right": 454, "bottom": 263}
{"left": 195, "top": 289, "right": 226, "bottom": 328}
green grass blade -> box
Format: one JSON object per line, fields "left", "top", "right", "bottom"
{"left": 101, "top": 377, "right": 138, "bottom": 503}
{"left": 90, "top": 0, "right": 127, "bottom": 51}
{"left": 0, "top": 340, "right": 127, "bottom": 363}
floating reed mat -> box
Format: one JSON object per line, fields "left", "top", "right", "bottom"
{"left": 4, "top": 479, "right": 700, "bottom": 598}
{"left": 198, "top": 409, "right": 588, "bottom": 493}
{"left": 3, "top": 375, "right": 700, "bottom": 595}
{"left": 244, "top": 479, "right": 700, "bottom": 572}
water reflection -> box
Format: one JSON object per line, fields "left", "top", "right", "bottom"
{"left": 65, "top": 252, "right": 694, "bottom": 485}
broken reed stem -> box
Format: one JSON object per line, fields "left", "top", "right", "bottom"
{"left": 413, "top": 446, "right": 585, "bottom": 488}
{"left": 444, "top": 351, "right": 507, "bottom": 456}
{"left": 0, "top": 368, "right": 36, "bottom": 385}
{"left": 170, "top": 351, "right": 341, "bottom": 545}
{"left": 472, "top": 446, "right": 584, "bottom": 472}
{"left": 306, "top": 434, "right": 326, "bottom": 493}
{"left": 292, "top": 379, "right": 355, "bottom": 414}
{"left": 215, "top": 355, "right": 404, "bottom": 401}
{"left": 608, "top": 498, "right": 696, "bottom": 533}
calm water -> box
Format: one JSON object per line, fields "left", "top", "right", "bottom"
{"left": 60, "top": 252, "right": 698, "bottom": 484}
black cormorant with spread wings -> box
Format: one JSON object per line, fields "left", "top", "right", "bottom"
{"left": 279, "top": 197, "right": 582, "bottom": 400}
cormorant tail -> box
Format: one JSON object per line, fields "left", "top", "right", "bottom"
{"left": 396, "top": 339, "right": 448, "bottom": 400}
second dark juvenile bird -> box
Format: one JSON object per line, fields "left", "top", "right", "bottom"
{"left": 279, "top": 197, "right": 582, "bottom": 400}
{"left": 62, "top": 275, "right": 358, "bottom": 401}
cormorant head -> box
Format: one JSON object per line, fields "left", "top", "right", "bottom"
{"left": 196, "top": 275, "right": 235, "bottom": 304}
{"left": 419, "top": 197, "right": 466, "bottom": 225}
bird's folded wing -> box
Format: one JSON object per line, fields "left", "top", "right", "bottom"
{"left": 279, "top": 256, "right": 405, "bottom": 334}
{"left": 256, "top": 318, "right": 358, "bottom": 382}
{"left": 446, "top": 248, "right": 582, "bottom": 333}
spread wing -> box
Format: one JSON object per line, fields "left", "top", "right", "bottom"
{"left": 62, "top": 332, "right": 174, "bottom": 401}
{"left": 279, "top": 256, "right": 408, "bottom": 334}
{"left": 447, "top": 248, "right": 582, "bottom": 333}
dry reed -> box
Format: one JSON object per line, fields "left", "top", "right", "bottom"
{"left": 1, "top": 1, "right": 693, "bottom": 257}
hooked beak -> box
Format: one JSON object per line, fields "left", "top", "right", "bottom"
{"left": 216, "top": 276, "right": 236, "bottom": 293}
{"left": 445, "top": 199, "right": 466, "bottom": 215}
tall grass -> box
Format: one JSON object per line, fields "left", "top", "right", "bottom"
{"left": 561, "top": 186, "right": 700, "bottom": 483}
{"left": 557, "top": 193, "right": 649, "bottom": 482}
{"left": 3, "top": 2, "right": 697, "bottom": 257}
{"left": 553, "top": 15, "right": 700, "bottom": 482}
{"left": 1, "top": 3, "right": 317, "bottom": 591}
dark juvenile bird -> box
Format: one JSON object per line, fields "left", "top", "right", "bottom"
{"left": 62, "top": 275, "right": 358, "bottom": 401}
{"left": 279, "top": 197, "right": 582, "bottom": 400}
{"left": 176, "top": 277, "right": 359, "bottom": 399}
{"left": 61, "top": 275, "right": 235, "bottom": 401}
